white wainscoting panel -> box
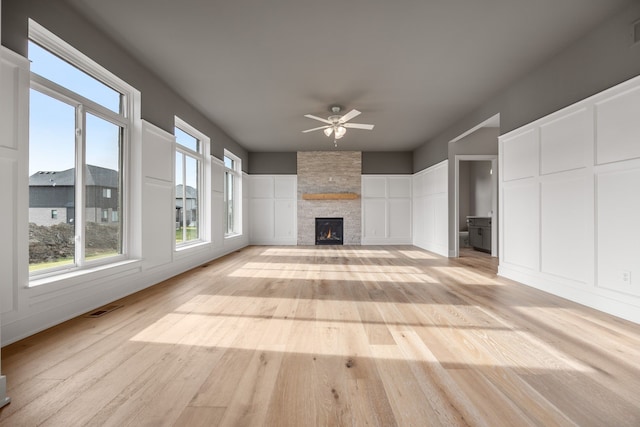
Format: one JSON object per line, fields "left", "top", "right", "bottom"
{"left": 251, "top": 176, "right": 275, "bottom": 199}
{"left": 274, "top": 176, "right": 296, "bottom": 199}
{"left": 499, "top": 74, "right": 640, "bottom": 325}
{"left": 362, "top": 199, "right": 386, "bottom": 239}
{"left": 141, "top": 120, "right": 174, "bottom": 181}
{"left": 362, "top": 175, "right": 412, "bottom": 245}
{"left": 362, "top": 176, "right": 387, "bottom": 198}
{"left": 596, "top": 165, "right": 640, "bottom": 297}
{"left": 274, "top": 199, "right": 296, "bottom": 240}
{"left": 502, "top": 180, "right": 540, "bottom": 271}
{"left": 540, "top": 173, "right": 589, "bottom": 283}
{"left": 389, "top": 199, "right": 412, "bottom": 240}
{"left": 412, "top": 163, "right": 448, "bottom": 256}
{"left": 0, "top": 157, "right": 16, "bottom": 314}
{"left": 250, "top": 198, "right": 275, "bottom": 241}
{"left": 595, "top": 86, "right": 640, "bottom": 165}
{"left": 141, "top": 178, "right": 174, "bottom": 270}
{"left": 540, "top": 108, "right": 591, "bottom": 175}
{"left": 248, "top": 175, "right": 297, "bottom": 245}
{"left": 502, "top": 128, "right": 538, "bottom": 181}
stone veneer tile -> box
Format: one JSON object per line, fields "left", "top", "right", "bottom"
{"left": 297, "top": 152, "right": 362, "bottom": 245}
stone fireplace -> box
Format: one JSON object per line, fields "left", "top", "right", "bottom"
{"left": 297, "top": 151, "right": 361, "bottom": 245}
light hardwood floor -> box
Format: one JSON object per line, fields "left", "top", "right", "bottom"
{"left": 1, "top": 245, "right": 640, "bottom": 426}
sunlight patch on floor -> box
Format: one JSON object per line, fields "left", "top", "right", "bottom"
{"left": 398, "top": 250, "right": 439, "bottom": 260}
{"left": 128, "top": 308, "right": 594, "bottom": 372}
{"left": 260, "top": 248, "right": 397, "bottom": 258}
{"left": 226, "top": 262, "right": 436, "bottom": 283}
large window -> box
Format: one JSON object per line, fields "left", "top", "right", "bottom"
{"left": 28, "top": 21, "right": 137, "bottom": 276}
{"left": 224, "top": 150, "right": 242, "bottom": 236}
{"left": 175, "top": 118, "right": 208, "bottom": 246}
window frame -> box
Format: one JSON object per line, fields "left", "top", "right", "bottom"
{"left": 174, "top": 117, "right": 211, "bottom": 249}
{"left": 27, "top": 20, "right": 140, "bottom": 281}
{"left": 224, "top": 149, "right": 242, "bottom": 237}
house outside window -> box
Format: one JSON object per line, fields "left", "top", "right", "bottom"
{"left": 224, "top": 150, "right": 242, "bottom": 236}
{"left": 175, "top": 118, "right": 209, "bottom": 246}
{"left": 27, "top": 21, "right": 137, "bottom": 276}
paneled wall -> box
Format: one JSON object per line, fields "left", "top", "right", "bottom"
{"left": 499, "top": 74, "right": 640, "bottom": 324}
{"left": 412, "top": 161, "right": 448, "bottom": 256}
{"left": 361, "top": 175, "right": 412, "bottom": 245}
{"left": 0, "top": 48, "right": 249, "bottom": 346}
{"left": 249, "top": 175, "right": 297, "bottom": 245}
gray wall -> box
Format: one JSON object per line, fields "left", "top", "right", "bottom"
{"left": 248, "top": 150, "right": 414, "bottom": 175}
{"left": 1, "top": 0, "right": 248, "bottom": 168}
{"left": 361, "top": 152, "right": 413, "bottom": 174}
{"left": 413, "top": 2, "right": 640, "bottom": 172}
{"left": 248, "top": 152, "right": 297, "bottom": 174}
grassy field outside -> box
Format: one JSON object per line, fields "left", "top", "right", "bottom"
{"left": 176, "top": 226, "right": 198, "bottom": 242}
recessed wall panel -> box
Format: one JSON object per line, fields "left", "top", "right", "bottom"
{"left": 142, "top": 180, "right": 173, "bottom": 270}
{"left": 250, "top": 198, "right": 274, "bottom": 240}
{"left": 142, "top": 121, "right": 174, "bottom": 182}
{"left": 363, "top": 199, "right": 386, "bottom": 238}
{"left": 0, "top": 158, "right": 16, "bottom": 314}
{"left": 250, "top": 176, "right": 274, "bottom": 199}
{"left": 274, "top": 200, "right": 295, "bottom": 239}
{"left": 541, "top": 176, "right": 588, "bottom": 282}
{"left": 502, "top": 182, "right": 539, "bottom": 270}
{"left": 362, "top": 176, "right": 387, "bottom": 198}
{"left": 389, "top": 176, "right": 411, "bottom": 198}
{"left": 596, "top": 86, "right": 640, "bottom": 164}
{"left": 540, "top": 108, "right": 590, "bottom": 175}
{"left": 503, "top": 129, "right": 538, "bottom": 181}
{"left": 274, "top": 176, "right": 296, "bottom": 199}
{"left": 389, "top": 199, "right": 411, "bottom": 239}
{"left": 597, "top": 167, "right": 640, "bottom": 296}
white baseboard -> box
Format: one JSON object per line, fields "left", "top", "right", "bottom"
{"left": 498, "top": 263, "right": 640, "bottom": 325}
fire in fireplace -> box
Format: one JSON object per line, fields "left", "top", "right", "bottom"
{"left": 315, "top": 218, "right": 343, "bottom": 245}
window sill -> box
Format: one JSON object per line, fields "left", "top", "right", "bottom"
{"left": 175, "top": 240, "right": 209, "bottom": 252}
{"left": 28, "top": 259, "right": 142, "bottom": 291}
{"left": 224, "top": 233, "right": 242, "bottom": 240}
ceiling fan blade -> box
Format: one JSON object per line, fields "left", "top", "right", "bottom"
{"left": 344, "top": 123, "right": 374, "bottom": 130}
{"left": 304, "top": 114, "right": 332, "bottom": 124}
{"left": 302, "top": 125, "right": 330, "bottom": 133}
{"left": 339, "top": 109, "right": 361, "bottom": 123}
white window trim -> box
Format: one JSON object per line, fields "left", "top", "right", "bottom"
{"left": 224, "top": 149, "right": 242, "bottom": 237}
{"left": 28, "top": 20, "right": 142, "bottom": 282}
{"left": 174, "top": 116, "right": 211, "bottom": 250}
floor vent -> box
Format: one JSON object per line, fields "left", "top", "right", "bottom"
{"left": 85, "top": 305, "right": 123, "bottom": 318}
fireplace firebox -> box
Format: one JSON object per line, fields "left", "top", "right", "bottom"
{"left": 315, "top": 218, "right": 343, "bottom": 245}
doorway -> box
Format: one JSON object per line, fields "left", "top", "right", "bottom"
{"left": 454, "top": 155, "right": 498, "bottom": 258}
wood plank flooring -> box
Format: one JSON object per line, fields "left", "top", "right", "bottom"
{"left": 1, "top": 245, "right": 640, "bottom": 426}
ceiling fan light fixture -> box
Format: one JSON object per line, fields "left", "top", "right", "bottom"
{"left": 335, "top": 126, "right": 347, "bottom": 139}
{"left": 323, "top": 127, "right": 333, "bottom": 137}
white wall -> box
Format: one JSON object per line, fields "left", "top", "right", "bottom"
{"left": 361, "top": 175, "right": 412, "bottom": 245}
{"left": 0, "top": 49, "right": 249, "bottom": 346}
{"left": 499, "top": 74, "right": 640, "bottom": 324}
{"left": 0, "top": 0, "right": 10, "bottom": 408}
{"left": 248, "top": 175, "right": 297, "bottom": 245}
{"left": 413, "top": 161, "right": 448, "bottom": 256}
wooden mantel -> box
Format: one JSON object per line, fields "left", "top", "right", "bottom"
{"left": 302, "top": 192, "right": 360, "bottom": 200}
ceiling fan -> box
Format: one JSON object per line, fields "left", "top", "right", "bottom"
{"left": 302, "top": 106, "right": 374, "bottom": 146}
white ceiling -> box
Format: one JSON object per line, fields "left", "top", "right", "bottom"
{"left": 65, "top": 0, "right": 631, "bottom": 152}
